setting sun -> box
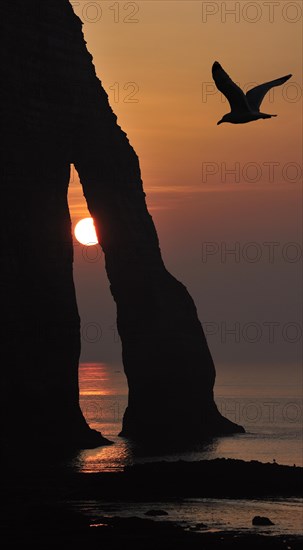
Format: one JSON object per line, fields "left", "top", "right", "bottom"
{"left": 74, "top": 218, "right": 98, "bottom": 246}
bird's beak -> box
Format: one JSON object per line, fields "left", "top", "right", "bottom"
{"left": 217, "top": 120, "right": 223, "bottom": 125}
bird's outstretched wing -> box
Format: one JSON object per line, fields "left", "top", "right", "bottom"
{"left": 246, "top": 74, "right": 292, "bottom": 111}
{"left": 212, "top": 61, "right": 251, "bottom": 113}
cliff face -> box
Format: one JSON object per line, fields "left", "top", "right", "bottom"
{"left": 0, "top": 0, "right": 243, "bottom": 450}
{"left": 0, "top": 1, "right": 109, "bottom": 449}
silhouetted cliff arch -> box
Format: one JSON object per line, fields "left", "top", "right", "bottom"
{"left": 0, "top": 0, "right": 243, "bottom": 450}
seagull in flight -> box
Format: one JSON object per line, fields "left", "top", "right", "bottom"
{"left": 212, "top": 61, "right": 292, "bottom": 125}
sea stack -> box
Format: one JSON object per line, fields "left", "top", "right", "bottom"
{"left": 0, "top": 0, "right": 244, "bottom": 451}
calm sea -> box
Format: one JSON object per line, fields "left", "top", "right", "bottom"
{"left": 75, "top": 362, "right": 302, "bottom": 473}
{"left": 67, "top": 363, "right": 303, "bottom": 537}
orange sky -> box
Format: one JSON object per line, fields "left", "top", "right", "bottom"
{"left": 69, "top": 0, "right": 302, "bottom": 220}
{"left": 68, "top": 1, "right": 302, "bottom": 389}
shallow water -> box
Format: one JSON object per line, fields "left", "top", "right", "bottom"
{"left": 70, "top": 497, "right": 303, "bottom": 536}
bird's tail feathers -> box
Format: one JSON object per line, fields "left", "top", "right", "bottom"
{"left": 260, "top": 113, "right": 277, "bottom": 119}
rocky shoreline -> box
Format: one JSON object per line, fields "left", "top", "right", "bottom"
{"left": 1, "top": 458, "right": 301, "bottom": 546}
{"left": 1, "top": 509, "right": 302, "bottom": 548}
{"left": 51, "top": 458, "right": 302, "bottom": 499}
{"left": 3, "top": 457, "right": 302, "bottom": 497}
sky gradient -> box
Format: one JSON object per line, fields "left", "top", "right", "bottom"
{"left": 68, "top": 1, "right": 302, "bottom": 393}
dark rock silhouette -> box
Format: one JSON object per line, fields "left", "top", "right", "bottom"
{"left": 0, "top": 0, "right": 243, "bottom": 450}
{"left": 252, "top": 516, "right": 275, "bottom": 526}
{"left": 145, "top": 510, "right": 169, "bottom": 517}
